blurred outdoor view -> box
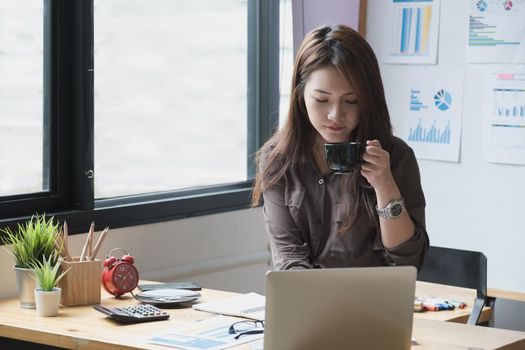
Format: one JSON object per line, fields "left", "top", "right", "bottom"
{"left": 0, "top": 1, "right": 43, "bottom": 196}
{"left": 0, "top": 0, "right": 292, "bottom": 199}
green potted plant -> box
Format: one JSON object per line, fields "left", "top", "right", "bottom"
{"left": 1, "top": 214, "right": 60, "bottom": 309}
{"left": 31, "top": 255, "right": 69, "bottom": 317}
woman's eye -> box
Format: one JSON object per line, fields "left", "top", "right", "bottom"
{"left": 345, "top": 100, "right": 358, "bottom": 105}
{"left": 314, "top": 98, "right": 328, "bottom": 103}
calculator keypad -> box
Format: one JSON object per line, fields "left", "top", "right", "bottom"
{"left": 93, "top": 304, "right": 170, "bottom": 323}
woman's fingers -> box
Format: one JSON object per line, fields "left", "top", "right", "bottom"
{"left": 363, "top": 140, "right": 389, "bottom": 165}
{"left": 366, "top": 139, "right": 382, "bottom": 148}
{"left": 360, "top": 139, "right": 394, "bottom": 189}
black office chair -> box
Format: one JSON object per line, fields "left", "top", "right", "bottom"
{"left": 417, "top": 246, "right": 493, "bottom": 325}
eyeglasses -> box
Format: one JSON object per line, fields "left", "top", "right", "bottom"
{"left": 228, "top": 320, "right": 265, "bottom": 339}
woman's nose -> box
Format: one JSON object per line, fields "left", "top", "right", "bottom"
{"left": 327, "top": 103, "right": 342, "bottom": 122}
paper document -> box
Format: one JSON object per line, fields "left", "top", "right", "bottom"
{"left": 192, "top": 292, "right": 266, "bottom": 321}
{"left": 482, "top": 69, "right": 525, "bottom": 165}
{"left": 147, "top": 315, "right": 263, "bottom": 350}
{"left": 467, "top": 0, "right": 525, "bottom": 64}
{"left": 383, "top": 0, "right": 441, "bottom": 64}
{"left": 387, "top": 65, "right": 464, "bottom": 162}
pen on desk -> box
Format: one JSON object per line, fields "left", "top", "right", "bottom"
{"left": 423, "top": 303, "right": 439, "bottom": 311}
{"left": 449, "top": 300, "right": 466, "bottom": 309}
{"left": 441, "top": 301, "right": 455, "bottom": 310}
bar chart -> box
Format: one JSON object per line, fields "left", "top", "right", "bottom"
{"left": 469, "top": 16, "right": 519, "bottom": 47}
{"left": 391, "top": 0, "right": 433, "bottom": 56}
{"left": 408, "top": 119, "right": 451, "bottom": 144}
{"left": 494, "top": 88, "right": 525, "bottom": 118}
{"left": 496, "top": 105, "right": 525, "bottom": 117}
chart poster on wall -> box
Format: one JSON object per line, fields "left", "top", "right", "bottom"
{"left": 467, "top": 0, "right": 525, "bottom": 63}
{"left": 483, "top": 69, "right": 525, "bottom": 164}
{"left": 383, "top": 0, "right": 440, "bottom": 64}
{"left": 390, "top": 66, "right": 464, "bottom": 162}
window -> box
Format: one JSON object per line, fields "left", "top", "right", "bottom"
{"left": 94, "top": 0, "right": 249, "bottom": 198}
{"left": 0, "top": 1, "right": 44, "bottom": 197}
{"left": 0, "top": 0, "right": 279, "bottom": 234}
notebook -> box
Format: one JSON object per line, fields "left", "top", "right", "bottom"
{"left": 263, "top": 266, "right": 417, "bottom": 350}
{"left": 192, "top": 292, "right": 265, "bottom": 321}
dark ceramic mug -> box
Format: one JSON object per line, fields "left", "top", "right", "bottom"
{"left": 324, "top": 142, "right": 364, "bottom": 173}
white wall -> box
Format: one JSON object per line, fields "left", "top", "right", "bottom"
{"left": 366, "top": 0, "right": 525, "bottom": 292}
{"left": 0, "top": 208, "right": 270, "bottom": 299}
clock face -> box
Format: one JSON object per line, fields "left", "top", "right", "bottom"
{"left": 390, "top": 203, "right": 403, "bottom": 217}
{"left": 112, "top": 263, "right": 139, "bottom": 292}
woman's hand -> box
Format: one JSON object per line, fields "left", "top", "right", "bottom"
{"left": 360, "top": 139, "right": 396, "bottom": 193}
{"left": 360, "top": 139, "right": 415, "bottom": 248}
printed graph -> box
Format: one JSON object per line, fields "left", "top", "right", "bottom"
{"left": 408, "top": 119, "right": 451, "bottom": 144}
{"left": 503, "top": 1, "right": 513, "bottom": 11}
{"left": 483, "top": 71, "right": 525, "bottom": 164}
{"left": 410, "top": 88, "right": 452, "bottom": 112}
{"left": 496, "top": 103, "right": 525, "bottom": 117}
{"left": 434, "top": 89, "right": 452, "bottom": 111}
{"left": 467, "top": 0, "right": 525, "bottom": 63}
{"left": 469, "top": 16, "right": 520, "bottom": 47}
{"left": 391, "top": 0, "right": 433, "bottom": 56}
{"left": 476, "top": 0, "right": 487, "bottom": 12}
{"left": 410, "top": 88, "right": 428, "bottom": 111}
{"left": 493, "top": 84, "right": 525, "bottom": 118}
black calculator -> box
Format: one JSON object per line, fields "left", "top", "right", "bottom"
{"left": 93, "top": 304, "right": 170, "bottom": 323}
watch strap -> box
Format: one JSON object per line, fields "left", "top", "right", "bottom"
{"left": 376, "top": 198, "right": 406, "bottom": 219}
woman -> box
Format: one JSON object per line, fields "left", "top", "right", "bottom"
{"left": 252, "top": 25, "right": 429, "bottom": 271}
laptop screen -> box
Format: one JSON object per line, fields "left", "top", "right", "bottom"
{"left": 263, "top": 266, "right": 416, "bottom": 350}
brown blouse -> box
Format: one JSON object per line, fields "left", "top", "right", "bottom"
{"left": 260, "top": 136, "right": 429, "bottom": 271}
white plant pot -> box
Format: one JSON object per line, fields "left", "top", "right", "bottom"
{"left": 14, "top": 266, "right": 36, "bottom": 309}
{"left": 34, "top": 287, "right": 61, "bottom": 317}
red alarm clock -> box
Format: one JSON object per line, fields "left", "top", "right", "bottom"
{"left": 101, "top": 248, "right": 139, "bottom": 297}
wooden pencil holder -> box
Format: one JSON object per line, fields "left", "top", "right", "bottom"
{"left": 59, "top": 258, "right": 103, "bottom": 307}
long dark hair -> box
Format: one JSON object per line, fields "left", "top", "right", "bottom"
{"left": 252, "top": 25, "right": 393, "bottom": 232}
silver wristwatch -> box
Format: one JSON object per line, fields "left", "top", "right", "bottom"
{"left": 376, "top": 198, "right": 406, "bottom": 219}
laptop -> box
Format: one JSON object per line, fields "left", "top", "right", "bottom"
{"left": 263, "top": 266, "right": 416, "bottom": 350}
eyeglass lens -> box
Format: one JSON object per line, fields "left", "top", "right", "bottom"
{"left": 229, "top": 320, "right": 264, "bottom": 339}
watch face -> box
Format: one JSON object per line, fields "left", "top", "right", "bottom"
{"left": 112, "top": 263, "right": 139, "bottom": 292}
{"left": 390, "top": 203, "right": 403, "bottom": 217}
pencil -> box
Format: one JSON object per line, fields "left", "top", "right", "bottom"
{"left": 80, "top": 222, "right": 95, "bottom": 261}
{"left": 87, "top": 223, "right": 94, "bottom": 260}
{"left": 90, "top": 227, "right": 109, "bottom": 260}
{"left": 63, "top": 221, "right": 73, "bottom": 262}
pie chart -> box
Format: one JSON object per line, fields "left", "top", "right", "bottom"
{"left": 434, "top": 89, "right": 452, "bottom": 111}
{"left": 477, "top": 0, "right": 487, "bottom": 12}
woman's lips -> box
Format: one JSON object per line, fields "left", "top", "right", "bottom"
{"left": 326, "top": 125, "right": 344, "bottom": 132}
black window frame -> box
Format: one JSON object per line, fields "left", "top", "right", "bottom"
{"left": 0, "top": 0, "right": 280, "bottom": 235}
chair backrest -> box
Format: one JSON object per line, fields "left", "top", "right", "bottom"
{"left": 417, "top": 246, "right": 487, "bottom": 299}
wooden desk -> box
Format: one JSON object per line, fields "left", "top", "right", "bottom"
{"left": 0, "top": 286, "right": 522, "bottom": 350}
{"left": 489, "top": 288, "right": 525, "bottom": 303}
{"left": 415, "top": 281, "right": 492, "bottom": 324}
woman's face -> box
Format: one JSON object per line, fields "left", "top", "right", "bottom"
{"left": 303, "top": 65, "right": 359, "bottom": 144}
